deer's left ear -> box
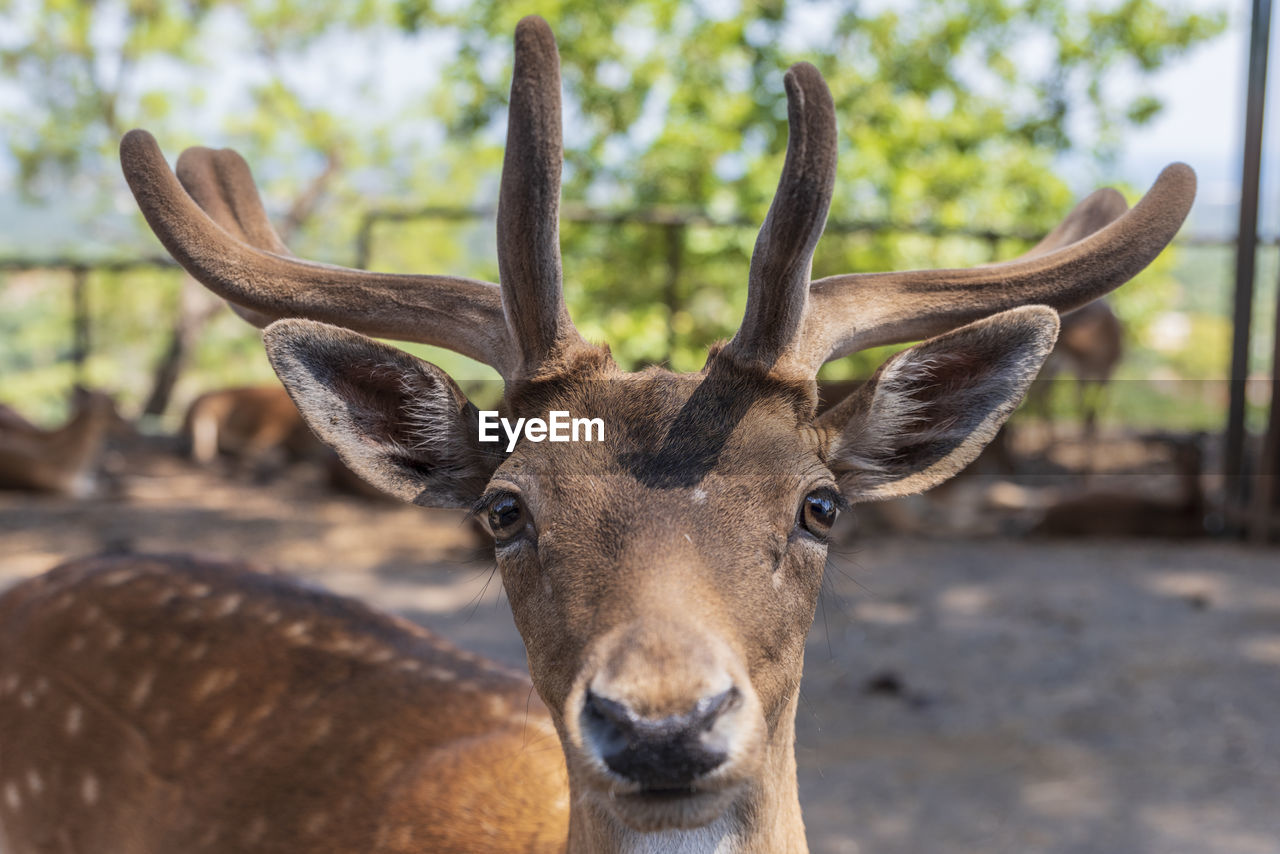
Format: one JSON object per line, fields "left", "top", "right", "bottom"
{"left": 817, "top": 306, "right": 1059, "bottom": 502}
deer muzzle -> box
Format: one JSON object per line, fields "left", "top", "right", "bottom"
{"left": 562, "top": 617, "right": 766, "bottom": 830}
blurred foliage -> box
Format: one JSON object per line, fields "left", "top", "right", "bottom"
{"left": 0, "top": 0, "right": 1230, "bottom": 427}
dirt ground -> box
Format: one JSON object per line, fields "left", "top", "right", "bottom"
{"left": 2, "top": 448, "right": 1278, "bottom": 854}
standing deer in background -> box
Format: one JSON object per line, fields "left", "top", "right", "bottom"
{"left": 1050, "top": 297, "right": 1124, "bottom": 438}
{"left": 0, "top": 17, "right": 1193, "bottom": 854}
{"left": 0, "top": 389, "right": 120, "bottom": 496}
{"left": 1017, "top": 297, "right": 1124, "bottom": 445}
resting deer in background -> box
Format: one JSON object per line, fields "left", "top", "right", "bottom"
{"left": 0, "top": 17, "right": 1193, "bottom": 854}
{"left": 182, "top": 384, "right": 317, "bottom": 466}
{"left": 181, "top": 383, "right": 403, "bottom": 497}
{"left": 0, "top": 388, "right": 120, "bottom": 496}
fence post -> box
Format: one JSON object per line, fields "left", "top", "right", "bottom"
{"left": 70, "top": 267, "right": 89, "bottom": 390}
{"left": 1226, "top": 0, "right": 1273, "bottom": 533}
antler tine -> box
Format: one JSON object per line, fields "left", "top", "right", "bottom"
{"left": 120, "top": 129, "right": 516, "bottom": 376}
{"left": 174, "top": 145, "right": 291, "bottom": 328}
{"left": 497, "top": 16, "right": 585, "bottom": 375}
{"left": 799, "top": 162, "right": 1195, "bottom": 369}
{"left": 176, "top": 145, "right": 291, "bottom": 256}
{"left": 721, "top": 62, "right": 837, "bottom": 374}
{"left": 1015, "top": 187, "right": 1129, "bottom": 261}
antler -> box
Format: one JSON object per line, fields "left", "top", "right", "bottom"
{"left": 121, "top": 129, "right": 515, "bottom": 375}
{"left": 721, "top": 62, "right": 837, "bottom": 371}
{"left": 799, "top": 162, "right": 1194, "bottom": 368}
{"left": 720, "top": 60, "right": 1194, "bottom": 379}
{"left": 124, "top": 18, "right": 1194, "bottom": 387}
{"left": 120, "top": 15, "right": 589, "bottom": 382}
{"left": 498, "top": 16, "right": 586, "bottom": 373}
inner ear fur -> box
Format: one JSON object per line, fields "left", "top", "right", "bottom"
{"left": 817, "top": 306, "right": 1060, "bottom": 502}
{"left": 263, "top": 319, "right": 499, "bottom": 507}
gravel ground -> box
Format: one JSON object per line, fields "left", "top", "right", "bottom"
{"left": 2, "top": 455, "right": 1278, "bottom": 853}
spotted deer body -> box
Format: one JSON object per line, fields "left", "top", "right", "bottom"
{"left": 0, "top": 16, "right": 1193, "bottom": 854}
{"left": 0, "top": 555, "right": 568, "bottom": 853}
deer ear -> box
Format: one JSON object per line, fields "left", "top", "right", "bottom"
{"left": 816, "top": 306, "right": 1059, "bottom": 502}
{"left": 263, "top": 319, "right": 499, "bottom": 508}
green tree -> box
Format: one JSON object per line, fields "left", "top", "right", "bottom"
{"left": 396, "top": 0, "right": 1224, "bottom": 373}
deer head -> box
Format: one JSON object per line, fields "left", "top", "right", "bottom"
{"left": 120, "top": 15, "right": 1193, "bottom": 847}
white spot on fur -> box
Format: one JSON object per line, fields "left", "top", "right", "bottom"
{"left": 429, "top": 668, "right": 456, "bottom": 682}
{"left": 283, "top": 621, "right": 310, "bottom": 641}
{"left": 100, "top": 569, "right": 137, "bottom": 586}
{"left": 248, "top": 700, "right": 276, "bottom": 723}
{"left": 19, "top": 691, "right": 34, "bottom": 709}
{"left": 25, "top": 770, "right": 42, "bottom": 795}
{"left": 4, "top": 781, "right": 21, "bottom": 810}
{"left": 66, "top": 705, "right": 84, "bottom": 735}
{"left": 192, "top": 669, "right": 237, "bottom": 701}
{"left": 304, "top": 812, "right": 330, "bottom": 835}
{"left": 214, "top": 593, "right": 243, "bottom": 617}
{"left": 207, "top": 709, "right": 237, "bottom": 739}
{"left": 81, "top": 773, "right": 99, "bottom": 805}
{"left": 188, "top": 583, "right": 211, "bottom": 598}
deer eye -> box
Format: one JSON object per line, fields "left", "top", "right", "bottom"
{"left": 797, "top": 488, "right": 841, "bottom": 539}
{"left": 484, "top": 492, "right": 528, "bottom": 542}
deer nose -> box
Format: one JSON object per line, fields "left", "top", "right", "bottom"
{"left": 582, "top": 687, "right": 739, "bottom": 789}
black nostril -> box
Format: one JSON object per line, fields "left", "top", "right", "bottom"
{"left": 582, "top": 687, "right": 738, "bottom": 789}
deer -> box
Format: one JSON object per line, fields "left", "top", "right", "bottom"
{"left": 0, "top": 388, "right": 121, "bottom": 496}
{"left": 1022, "top": 296, "right": 1124, "bottom": 445}
{"left": 181, "top": 383, "right": 318, "bottom": 467}
{"left": 0, "top": 17, "right": 1194, "bottom": 854}
{"left": 180, "top": 383, "right": 415, "bottom": 500}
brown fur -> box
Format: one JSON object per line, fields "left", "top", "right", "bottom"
{"left": 0, "top": 555, "right": 568, "bottom": 853}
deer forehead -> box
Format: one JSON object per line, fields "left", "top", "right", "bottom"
{"left": 497, "top": 366, "right": 824, "bottom": 490}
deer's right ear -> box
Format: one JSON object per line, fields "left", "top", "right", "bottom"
{"left": 263, "top": 319, "right": 499, "bottom": 508}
